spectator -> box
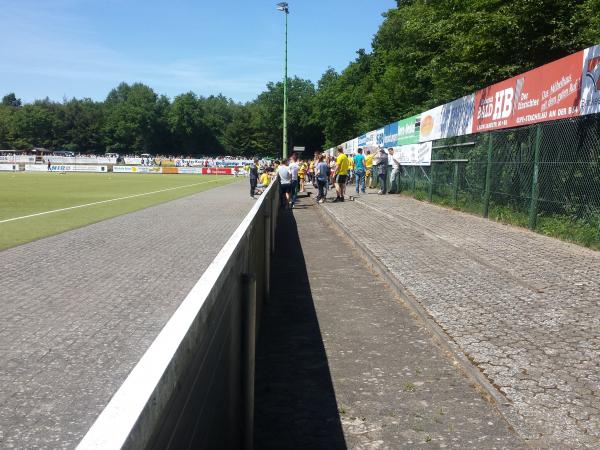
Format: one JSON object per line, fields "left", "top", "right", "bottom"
{"left": 365, "top": 150, "right": 374, "bottom": 188}
{"left": 333, "top": 147, "right": 349, "bottom": 202}
{"left": 277, "top": 159, "right": 292, "bottom": 208}
{"left": 315, "top": 154, "right": 329, "bottom": 203}
{"left": 354, "top": 148, "right": 366, "bottom": 195}
{"left": 388, "top": 148, "right": 404, "bottom": 194}
{"left": 288, "top": 154, "right": 300, "bottom": 207}
{"left": 249, "top": 158, "right": 259, "bottom": 198}
{"left": 259, "top": 170, "right": 270, "bottom": 188}
{"left": 374, "top": 148, "right": 388, "bottom": 195}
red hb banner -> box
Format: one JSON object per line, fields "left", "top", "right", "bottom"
{"left": 472, "top": 51, "right": 584, "bottom": 133}
{"left": 201, "top": 167, "right": 234, "bottom": 175}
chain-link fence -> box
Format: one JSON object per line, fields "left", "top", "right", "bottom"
{"left": 394, "top": 114, "right": 600, "bottom": 248}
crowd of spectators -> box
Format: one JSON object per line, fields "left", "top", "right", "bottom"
{"left": 250, "top": 146, "right": 405, "bottom": 207}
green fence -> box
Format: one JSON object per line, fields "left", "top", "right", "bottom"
{"left": 396, "top": 114, "right": 600, "bottom": 249}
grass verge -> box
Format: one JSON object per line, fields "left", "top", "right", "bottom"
{"left": 0, "top": 173, "right": 239, "bottom": 251}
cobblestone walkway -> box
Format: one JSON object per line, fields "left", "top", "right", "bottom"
{"left": 255, "top": 196, "right": 524, "bottom": 449}
{"left": 320, "top": 189, "right": 600, "bottom": 449}
{"left": 0, "top": 181, "right": 253, "bottom": 449}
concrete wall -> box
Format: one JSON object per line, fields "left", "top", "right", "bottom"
{"left": 77, "top": 180, "right": 280, "bottom": 450}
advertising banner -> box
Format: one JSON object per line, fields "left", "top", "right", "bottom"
{"left": 0, "top": 155, "right": 35, "bottom": 163}
{"left": 376, "top": 127, "right": 384, "bottom": 147}
{"left": 365, "top": 130, "right": 377, "bottom": 147}
{"left": 581, "top": 44, "right": 600, "bottom": 116}
{"left": 472, "top": 51, "right": 584, "bottom": 132}
{"left": 420, "top": 94, "right": 475, "bottom": 142}
{"left": 384, "top": 121, "right": 398, "bottom": 148}
{"left": 202, "top": 167, "right": 233, "bottom": 175}
{"left": 177, "top": 167, "right": 203, "bottom": 174}
{"left": 397, "top": 115, "right": 421, "bottom": 146}
{"left": 358, "top": 134, "right": 367, "bottom": 147}
{"left": 123, "top": 157, "right": 143, "bottom": 165}
{"left": 0, "top": 164, "right": 19, "bottom": 171}
{"left": 395, "top": 142, "right": 433, "bottom": 166}
{"left": 112, "top": 166, "right": 161, "bottom": 173}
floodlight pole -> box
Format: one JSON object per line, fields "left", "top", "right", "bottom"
{"left": 277, "top": 2, "right": 289, "bottom": 160}
{"left": 283, "top": 9, "right": 288, "bottom": 160}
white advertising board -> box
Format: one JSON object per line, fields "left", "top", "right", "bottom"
{"left": 0, "top": 155, "right": 35, "bottom": 163}
{"left": 123, "top": 157, "right": 143, "bottom": 165}
{"left": 25, "top": 164, "right": 107, "bottom": 172}
{"left": 44, "top": 156, "right": 117, "bottom": 164}
{"left": 0, "top": 164, "right": 19, "bottom": 171}
{"left": 395, "top": 142, "right": 433, "bottom": 166}
{"left": 112, "top": 166, "right": 162, "bottom": 174}
{"left": 177, "top": 167, "right": 203, "bottom": 174}
{"left": 25, "top": 164, "right": 48, "bottom": 172}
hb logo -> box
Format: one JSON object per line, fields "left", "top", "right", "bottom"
{"left": 587, "top": 56, "right": 600, "bottom": 90}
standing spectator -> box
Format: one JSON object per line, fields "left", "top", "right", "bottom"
{"left": 277, "top": 159, "right": 292, "bottom": 208}
{"left": 388, "top": 148, "right": 404, "bottom": 194}
{"left": 298, "top": 160, "right": 307, "bottom": 193}
{"left": 333, "top": 147, "right": 349, "bottom": 202}
{"left": 288, "top": 154, "right": 300, "bottom": 207}
{"left": 354, "top": 148, "right": 366, "bottom": 195}
{"left": 315, "top": 154, "right": 329, "bottom": 203}
{"left": 249, "top": 158, "right": 259, "bottom": 198}
{"left": 374, "top": 148, "right": 388, "bottom": 195}
{"left": 365, "top": 150, "right": 374, "bottom": 188}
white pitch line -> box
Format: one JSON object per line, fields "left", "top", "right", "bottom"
{"left": 0, "top": 178, "right": 224, "bottom": 225}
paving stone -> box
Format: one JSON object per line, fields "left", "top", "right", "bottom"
{"left": 319, "top": 188, "right": 600, "bottom": 449}
{"left": 0, "top": 181, "right": 253, "bottom": 449}
{"left": 255, "top": 194, "right": 524, "bottom": 449}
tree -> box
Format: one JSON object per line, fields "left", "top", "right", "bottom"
{"left": 2, "top": 93, "right": 21, "bottom": 107}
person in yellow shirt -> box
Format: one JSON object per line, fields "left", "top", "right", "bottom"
{"left": 259, "top": 171, "right": 270, "bottom": 187}
{"left": 365, "top": 150, "right": 374, "bottom": 188}
{"left": 298, "top": 161, "right": 307, "bottom": 192}
{"left": 333, "top": 147, "right": 349, "bottom": 202}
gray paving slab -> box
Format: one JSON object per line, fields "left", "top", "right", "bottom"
{"left": 255, "top": 195, "right": 524, "bottom": 449}
{"left": 0, "top": 180, "right": 254, "bottom": 449}
{"left": 319, "top": 187, "right": 600, "bottom": 449}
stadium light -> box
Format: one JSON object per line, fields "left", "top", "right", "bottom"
{"left": 276, "top": 2, "right": 289, "bottom": 159}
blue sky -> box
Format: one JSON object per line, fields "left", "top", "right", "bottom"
{"left": 0, "top": 0, "right": 396, "bottom": 104}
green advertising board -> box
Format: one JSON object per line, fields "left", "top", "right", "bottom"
{"left": 397, "top": 115, "right": 420, "bottom": 146}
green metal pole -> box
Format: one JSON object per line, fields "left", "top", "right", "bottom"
{"left": 428, "top": 164, "right": 434, "bottom": 201}
{"left": 453, "top": 161, "right": 459, "bottom": 205}
{"left": 528, "top": 124, "right": 542, "bottom": 230}
{"left": 282, "top": 11, "right": 288, "bottom": 160}
{"left": 483, "top": 132, "right": 493, "bottom": 218}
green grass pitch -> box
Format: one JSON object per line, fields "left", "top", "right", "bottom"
{"left": 0, "top": 172, "right": 239, "bottom": 251}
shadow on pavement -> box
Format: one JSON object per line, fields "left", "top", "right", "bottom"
{"left": 254, "top": 208, "right": 347, "bottom": 450}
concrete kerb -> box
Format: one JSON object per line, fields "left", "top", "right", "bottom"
{"left": 314, "top": 200, "right": 525, "bottom": 440}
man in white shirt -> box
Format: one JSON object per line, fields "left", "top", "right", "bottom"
{"left": 277, "top": 159, "right": 293, "bottom": 208}
{"left": 288, "top": 154, "right": 300, "bottom": 207}
{"left": 388, "top": 148, "right": 404, "bottom": 194}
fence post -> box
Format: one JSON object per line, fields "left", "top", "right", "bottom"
{"left": 428, "top": 164, "right": 434, "bottom": 202}
{"left": 483, "top": 132, "right": 493, "bottom": 218}
{"left": 453, "top": 161, "right": 459, "bottom": 205}
{"left": 241, "top": 273, "right": 257, "bottom": 450}
{"left": 528, "top": 124, "right": 542, "bottom": 230}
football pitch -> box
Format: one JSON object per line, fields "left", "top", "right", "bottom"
{"left": 0, "top": 172, "right": 239, "bottom": 251}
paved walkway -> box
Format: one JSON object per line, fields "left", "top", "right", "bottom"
{"left": 0, "top": 181, "right": 253, "bottom": 449}
{"left": 255, "top": 195, "right": 524, "bottom": 449}
{"left": 317, "top": 187, "right": 600, "bottom": 449}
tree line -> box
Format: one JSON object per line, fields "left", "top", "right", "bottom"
{"left": 1, "top": 0, "right": 598, "bottom": 157}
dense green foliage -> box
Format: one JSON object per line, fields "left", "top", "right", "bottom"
{"left": 1, "top": 0, "right": 598, "bottom": 155}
